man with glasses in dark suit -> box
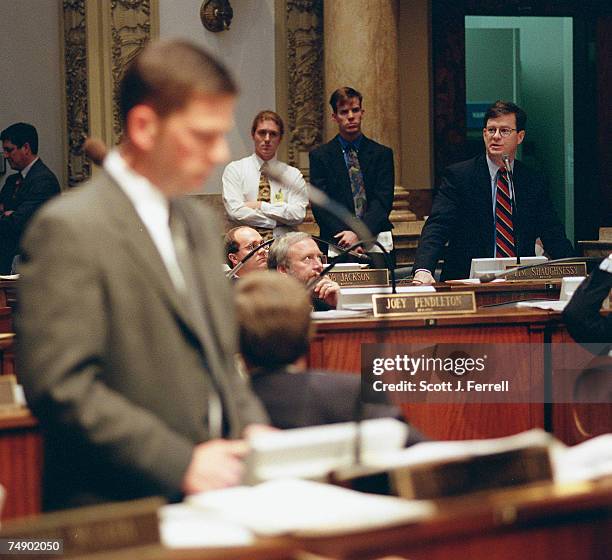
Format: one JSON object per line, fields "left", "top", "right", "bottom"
{"left": 412, "top": 100, "right": 574, "bottom": 283}
{"left": 0, "top": 122, "right": 60, "bottom": 272}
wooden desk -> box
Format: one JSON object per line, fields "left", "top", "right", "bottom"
{"left": 437, "top": 279, "right": 561, "bottom": 307}
{"left": 0, "top": 279, "right": 17, "bottom": 309}
{"left": 298, "top": 481, "right": 612, "bottom": 560}
{"left": 310, "top": 307, "right": 609, "bottom": 444}
{"left": 0, "top": 410, "right": 42, "bottom": 520}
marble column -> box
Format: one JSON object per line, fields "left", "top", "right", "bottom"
{"left": 323, "top": 0, "right": 401, "bottom": 181}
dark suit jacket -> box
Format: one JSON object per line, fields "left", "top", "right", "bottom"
{"left": 309, "top": 135, "right": 394, "bottom": 244}
{"left": 250, "top": 368, "right": 425, "bottom": 446}
{"left": 413, "top": 154, "right": 575, "bottom": 280}
{"left": 17, "top": 173, "right": 268, "bottom": 510}
{"left": 563, "top": 265, "right": 612, "bottom": 346}
{"left": 0, "top": 159, "right": 60, "bottom": 272}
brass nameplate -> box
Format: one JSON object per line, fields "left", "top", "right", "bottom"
{"left": 0, "top": 496, "right": 163, "bottom": 555}
{"left": 0, "top": 375, "right": 17, "bottom": 407}
{"left": 505, "top": 262, "right": 587, "bottom": 280}
{"left": 328, "top": 268, "right": 389, "bottom": 287}
{"left": 372, "top": 291, "right": 476, "bottom": 317}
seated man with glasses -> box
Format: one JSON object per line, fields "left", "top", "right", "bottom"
{"left": 412, "top": 100, "right": 574, "bottom": 283}
{"left": 268, "top": 232, "right": 340, "bottom": 311}
{"left": 224, "top": 226, "right": 270, "bottom": 279}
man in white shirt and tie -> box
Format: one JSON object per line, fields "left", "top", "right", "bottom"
{"left": 222, "top": 110, "right": 308, "bottom": 240}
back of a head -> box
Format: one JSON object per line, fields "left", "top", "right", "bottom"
{"left": 235, "top": 270, "right": 312, "bottom": 369}
{"left": 118, "top": 39, "right": 238, "bottom": 126}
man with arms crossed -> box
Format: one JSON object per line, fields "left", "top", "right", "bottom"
{"left": 223, "top": 110, "right": 308, "bottom": 240}
{"left": 413, "top": 100, "right": 574, "bottom": 283}
{"left": 17, "top": 40, "right": 268, "bottom": 511}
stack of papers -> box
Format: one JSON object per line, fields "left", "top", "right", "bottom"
{"left": 516, "top": 300, "right": 568, "bottom": 311}
{"left": 188, "top": 479, "right": 434, "bottom": 537}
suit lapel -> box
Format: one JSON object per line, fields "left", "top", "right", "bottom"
{"left": 328, "top": 136, "right": 354, "bottom": 206}
{"left": 101, "top": 176, "right": 201, "bottom": 338}
{"left": 475, "top": 155, "right": 495, "bottom": 256}
{"left": 177, "top": 199, "right": 243, "bottom": 434}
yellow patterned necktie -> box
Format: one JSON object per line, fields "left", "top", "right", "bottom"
{"left": 258, "top": 163, "right": 271, "bottom": 203}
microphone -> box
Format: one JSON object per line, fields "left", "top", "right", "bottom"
{"left": 312, "top": 236, "right": 373, "bottom": 265}
{"left": 83, "top": 137, "right": 109, "bottom": 166}
{"left": 502, "top": 153, "right": 520, "bottom": 265}
{"left": 479, "top": 256, "right": 602, "bottom": 283}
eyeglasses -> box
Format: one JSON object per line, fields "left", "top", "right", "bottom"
{"left": 484, "top": 127, "right": 517, "bottom": 138}
{"left": 243, "top": 241, "right": 269, "bottom": 253}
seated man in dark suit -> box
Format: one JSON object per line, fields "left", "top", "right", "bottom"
{"left": 563, "top": 253, "right": 612, "bottom": 346}
{"left": 412, "top": 100, "right": 574, "bottom": 283}
{"left": 0, "top": 122, "right": 61, "bottom": 272}
{"left": 235, "top": 270, "right": 424, "bottom": 446}
{"left": 268, "top": 231, "right": 340, "bottom": 310}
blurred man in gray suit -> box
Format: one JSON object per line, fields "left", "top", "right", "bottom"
{"left": 17, "top": 39, "right": 269, "bottom": 511}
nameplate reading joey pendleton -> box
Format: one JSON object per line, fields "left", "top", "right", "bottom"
{"left": 328, "top": 268, "right": 389, "bottom": 287}
{"left": 372, "top": 292, "right": 476, "bottom": 318}
{"left": 504, "top": 262, "right": 587, "bottom": 280}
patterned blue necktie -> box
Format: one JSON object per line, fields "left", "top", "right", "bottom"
{"left": 346, "top": 147, "right": 367, "bottom": 218}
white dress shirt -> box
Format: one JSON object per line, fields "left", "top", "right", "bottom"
{"left": 222, "top": 153, "right": 308, "bottom": 237}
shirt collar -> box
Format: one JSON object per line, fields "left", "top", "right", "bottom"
{"left": 253, "top": 153, "right": 277, "bottom": 170}
{"left": 20, "top": 156, "right": 39, "bottom": 179}
{"left": 104, "top": 149, "right": 170, "bottom": 215}
{"left": 486, "top": 154, "right": 514, "bottom": 182}
{"left": 338, "top": 134, "right": 363, "bottom": 153}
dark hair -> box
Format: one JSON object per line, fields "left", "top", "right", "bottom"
{"left": 251, "top": 110, "right": 284, "bottom": 137}
{"left": 484, "top": 100, "right": 527, "bottom": 131}
{"left": 118, "top": 39, "right": 238, "bottom": 126}
{"left": 236, "top": 271, "right": 312, "bottom": 368}
{"left": 1, "top": 122, "right": 39, "bottom": 154}
{"left": 329, "top": 87, "right": 363, "bottom": 113}
{"left": 223, "top": 226, "right": 245, "bottom": 267}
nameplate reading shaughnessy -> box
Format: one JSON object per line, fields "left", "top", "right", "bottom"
{"left": 328, "top": 269, "right": 390, "bottom": 287}
{"left": 372, "top": 292, "right": 476, "bottom": 317}
{"left": 504, "top": 262, "right": 587, "bottom": 280}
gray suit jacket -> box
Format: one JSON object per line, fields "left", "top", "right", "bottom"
{"left": 16, "top": 173, "right": 268, "bottom": 510}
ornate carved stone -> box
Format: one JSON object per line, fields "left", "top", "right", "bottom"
{"left": 62, "top": 0, "right": 156, "bottom": 186}
{"left": 110, "top": 0, "right": 154, "bottom": 145}
{"left": 285, "top": 0, "right": 324, "bottom": 176}
{"left": 62, "top": 0, "right": 90, "bottom": 187}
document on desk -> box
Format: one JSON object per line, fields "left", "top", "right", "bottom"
{"left": 553, "top": 434, "right": 612, "bottom": 484}
{"left": 516, "top": 300, "right": 568, "bottom": 311}
{"left": 188, "top": 479, "right": 434, "bottom": 537}
{"left": 362, "top": 428, "right": 556, "bottom": 470}
{"left": 159, "top": 503, "right": 255, "bottom": 548}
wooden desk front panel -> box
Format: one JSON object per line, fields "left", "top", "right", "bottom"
{"left": 0, "top": 414, "right": 42, "bottom": 520}
{"left": 300, "top": 484, "right": 612, "bottom": 560}
{"left": 548, "top": 326, "right": 612, "bottom": 446}
{"left": 310, "top": 311, "right": 549, "bottom": 440}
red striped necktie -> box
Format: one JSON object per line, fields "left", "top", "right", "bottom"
{"left": 495, "top": 167, "right": 515, "bottom": 257}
